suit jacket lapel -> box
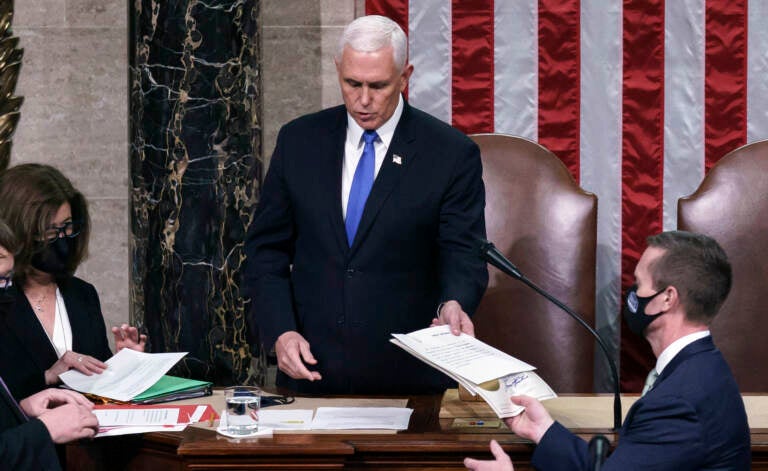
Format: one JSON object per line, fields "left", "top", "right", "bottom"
{"left": 349, "top": 103, "right": 418, "bottom": 255}
{"left": 5, "top": 289, "right": 59, "bottom": 373}
{"left": 623, "top": 336, "right": 716, "bottom": 428}
{"left": 324, "top": 109, "right": 351, "bottom": 255}
{"left": 0, "top": 375, "right": 26, "bottom": 423}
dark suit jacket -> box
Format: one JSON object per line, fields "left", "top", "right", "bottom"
{"left": 0, "top": 277, "right": 112, "bottom": 399}
{"left": 244, "top": 102, "right": 488, "bottom": 394}
{"left": 0, "top": 380, "right": 61, "bottom": 470}
{"left": 532, "top": 336, "right": 751, "bottom": 470}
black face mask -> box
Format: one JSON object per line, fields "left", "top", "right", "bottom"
{"left": 623, "top": 284, "right": 667, "bottom": 336}
{"left": 31, "top": 236, "right": 75, "bottom": 275}
{"left": 0, "top": 282, "right": 15, "bottom": 306}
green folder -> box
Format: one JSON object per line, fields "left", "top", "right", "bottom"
{"left": 131, "top": 375, "right": 213, "bottom": 404}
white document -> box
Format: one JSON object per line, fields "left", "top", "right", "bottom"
{"left": 391, "top": 325, "right": 535, "bottom": 384}
{"left": 311, "top": 407, "right": 413, "bottom": 430}
{"left": 391, "top": 325, "right": 557, "bottom": 418}
{"left": 96, "top": 424, "right": 187, "bottom": 438}
{"left": 59, "top": 349, "right": 188, "bottom": 402}
{"left": 259, "top": 409, "right": 314, "bottom": 430}
{"left": 94, "top": 407, "right": 180, "bottom": 426}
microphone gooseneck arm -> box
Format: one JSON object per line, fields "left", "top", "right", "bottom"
{"left": 477, "top": 239, "right": 622, "bottom": 430}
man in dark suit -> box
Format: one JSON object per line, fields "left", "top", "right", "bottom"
{"left": 465, "top": 231, "right": 750, "bottom": 470}
{"left": 244, "top": 15, "right": 488, "bottom": 394}
{"left": 1, "top": 384, "right": 99, "bottom": 470}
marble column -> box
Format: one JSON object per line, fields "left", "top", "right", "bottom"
{"left": 129, "top": 0, "right": 263, "bottom": 385}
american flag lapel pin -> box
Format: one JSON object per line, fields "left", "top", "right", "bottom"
{"left": 393, "top": 154, "right": 403, "bottom": 165}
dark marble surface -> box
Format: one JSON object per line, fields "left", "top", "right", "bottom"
{"left": 129, "top": 0, "right": 263, "bottom": 385}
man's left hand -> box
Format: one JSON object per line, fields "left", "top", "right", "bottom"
{"left": 19, "top": 388, "right": 94, "bottom": 418}
{"left": 463, "top": 439, "right": 514, "bottom": 470}
{"left": 431, "top": 300, "right": 474, "bottom": 336}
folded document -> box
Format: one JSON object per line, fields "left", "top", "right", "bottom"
{"left": 391, "top": 325, "right": 556, "bottom": 418}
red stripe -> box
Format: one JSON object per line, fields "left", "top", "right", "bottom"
{"left": 365, "top": 0, "right": 408, "bottom": 35}
{"left": 451, "top": 0, "right": 494, "bottom": 134}
{"left": 619, "top": 0, "right": 665, "bottom": 393}
{"left": 705, "top": 0, "right": 747, "bottom": 170}
{"left": 538, "top": 0, "right": 581, "bottom": 182}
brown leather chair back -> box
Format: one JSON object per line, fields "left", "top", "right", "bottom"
{"left": 470, "top": 134, "right": 597, "bottom": 392}
{"left": 678, "top": 139, "right": 768, "bottom": 392}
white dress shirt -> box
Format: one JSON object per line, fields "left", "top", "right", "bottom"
{"left": 341, "top": 95, "right": 404, "bottom": 219}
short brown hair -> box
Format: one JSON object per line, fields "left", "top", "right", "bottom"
{"left": 0, "top": 164, "right": 90, "bottom": 279}
{"left": 646, "top": 231, "right": 731, "bottom": 324}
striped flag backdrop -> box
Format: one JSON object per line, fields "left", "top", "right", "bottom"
{"left": 366, "top": 0, "right": 768, "bottom": 391}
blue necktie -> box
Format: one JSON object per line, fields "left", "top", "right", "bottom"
{"left": 346, "top": 130, "right": 378, "bottom": 246}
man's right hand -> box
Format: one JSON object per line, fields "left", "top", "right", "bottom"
{"left": 274, "top": 331, "right": 322, "bottom": 381}
{"left": 504, "top": 395, "right": 555, "bottom": 444}
{"left": 37, "top": 403, "right": 99, "bottom": 443}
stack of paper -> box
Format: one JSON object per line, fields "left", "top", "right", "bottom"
{"left": 59, "top": 349, "right": 211, "bottom": 404}
{"left": 391, "top": 325, "right": 556, "bottom": 418}
{"left": 94, "top": 403, "right": 218, "bottom": 437}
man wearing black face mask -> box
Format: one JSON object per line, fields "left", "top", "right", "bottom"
{"left": 465, "top": 231, "right": 750, "bottom": 471}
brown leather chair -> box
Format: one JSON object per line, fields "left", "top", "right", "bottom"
{"left": 678, "top": 139, "right": 768, "bottom": 392}
{"left": 470, "top": 134, "right": 597, "bottom": 393}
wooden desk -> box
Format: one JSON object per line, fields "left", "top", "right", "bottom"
{"left": 67, "top": 392, "right": 768, "bottom": 470}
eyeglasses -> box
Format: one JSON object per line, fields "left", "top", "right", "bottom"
{"left": 42, "top": 220, "right": 82, "bottom": 243}
{"left": 0, "top": 271, "right": 13, "bottom": 289}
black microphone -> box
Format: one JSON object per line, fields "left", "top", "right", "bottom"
{"left": 588, "top": 435, "right": 610, "bottom": 470}
{"left": 477, "top": 239, "right": 622, "bottom": 430}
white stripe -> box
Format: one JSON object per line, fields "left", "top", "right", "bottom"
{"left": 493, "top": 0, "right": 537, "bottom": 139}
{"left": 408, "top": 0, "right": 452, "bottom": 124}
{"left": 747, "top": 0, "right": 768, "bottom": 142}
{"left": 580, "top": 0, "right": 623, "bottom": 392}
{"left": 663, "top": 0, "right": 706, "bottom": 230}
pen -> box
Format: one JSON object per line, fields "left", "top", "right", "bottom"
{"left": 281, "top": 420, "right": 304, "bottom": 424}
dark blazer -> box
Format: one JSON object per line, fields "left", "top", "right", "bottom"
{"left": 0, "top": 277, "right": 112, "bottom": 399}
{"left": 244, "top": 102, "right": 488, "bottom": 394}
{"left": 0, "top": 378, "right": 61, "bottom": 471}
{"left": 532, "top": 336, "right": 751, "bottom": 470}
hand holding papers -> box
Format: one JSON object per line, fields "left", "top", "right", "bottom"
{"left": 59, "top": 349, "right": 188, "bottom": 402}
{"left": 391, "top": 325, "right": 556, "bottom": 418}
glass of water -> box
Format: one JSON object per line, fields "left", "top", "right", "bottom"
{"left": 224, "top": 386, "right": 261, "bottom": 435}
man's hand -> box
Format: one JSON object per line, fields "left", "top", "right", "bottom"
{"left": 37, "top": 403, "right": 99, "bottom": 443}
{"left": 274, "top": 331, "right": 322, "bottom": 381}
{"left": 463, "top": 439, "right": 515, "bottom": 470}
{"left": 431, "top": 300, "right": 475, "bottom": 336}
{"left": 20, "top": 388, "right": 94, "bottom": 418}
{"left": 112, "top": 323, "right": 148, "bottom": 352}
{"left": 504, "top": 395, "right": 555, "bottom": 444}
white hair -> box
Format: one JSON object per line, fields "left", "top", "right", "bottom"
{"left": 336, "top": 15, "right": 408, "bottom": 70}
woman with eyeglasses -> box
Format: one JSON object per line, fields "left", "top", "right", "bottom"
{"left": 0, "top": 164, "right": 146, "bottom": 399}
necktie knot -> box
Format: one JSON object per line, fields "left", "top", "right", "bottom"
{"left": 641, "top": 368, "right": 659, "bottom": 396}
{"left": 362, "top": 129, "right": 378, "bottom": 145}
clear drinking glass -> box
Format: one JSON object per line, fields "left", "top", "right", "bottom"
{"left": 224, "top": 386, "right": 261, "bottom": 435}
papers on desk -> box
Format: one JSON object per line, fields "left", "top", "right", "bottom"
{"left": 59, "top": 349, "right": 189, "bottom": 402}
{"left": 311, "top": 407, "right": 413, "bottom": 430}
{"left": 258, "top": 407, "right": 413, "bottom": 431}
{"left": 391, "top": 325, "right": 556, "bottom": 418}
{"left": 94, "top": 403, "right": 218, "bottom": 437}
